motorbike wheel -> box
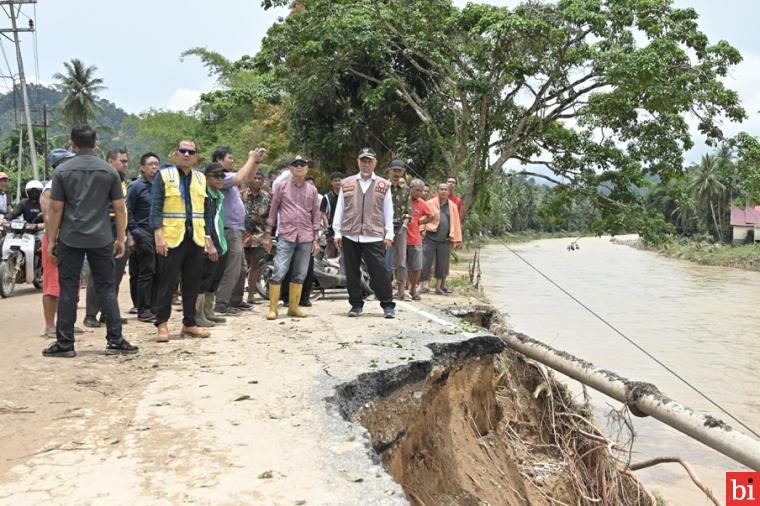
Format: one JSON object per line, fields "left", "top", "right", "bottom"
{"left": 0, "top": 260, "right": 15, "bottom": 298}
{"left": 359, "top": 267, "right": 373, "bottom": 299}
{"left": 255, "top": 261, "right": 274, "bottom": 299}
{"left": 33, "top": 259, "right": 42, "bottom": 289}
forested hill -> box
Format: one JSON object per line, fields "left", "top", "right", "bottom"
{"left": 0, "top": 83, "right": 134, "bottom": 143}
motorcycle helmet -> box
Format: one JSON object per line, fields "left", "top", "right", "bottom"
{"left": 25, "top": 180, "right": 43, "bottom": 201}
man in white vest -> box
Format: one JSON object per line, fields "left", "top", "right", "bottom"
{"left": 332, "top": 147, "right": 396, "bottom": 318}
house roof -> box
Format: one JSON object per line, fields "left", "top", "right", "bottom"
{"left": 730, "top": 204, "right": 760, "bottom": 227}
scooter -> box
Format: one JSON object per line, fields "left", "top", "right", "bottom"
{"left": 254, "top": 234, "right": 372, "bottom": 299}
{"left": 0, "top": 218, "right": 42, "bottom": 297}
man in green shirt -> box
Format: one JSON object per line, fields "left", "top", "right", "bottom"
{"left": 386, "top": 159, "right": 411, "bottom": 300}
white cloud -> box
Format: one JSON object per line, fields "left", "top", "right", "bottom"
{"left": 164, "top": 88, "right": 204, "bottom": 112}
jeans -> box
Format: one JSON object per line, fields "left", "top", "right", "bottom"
{"left": 270, "top": 239, "right": 311, "bottom": 285}
{"left": 154, "top": 235, "right": 204, "bottom": 326}
{"left": 56, "top": 241, "right": 123, "bottom": 347}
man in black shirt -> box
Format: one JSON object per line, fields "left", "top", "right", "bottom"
{"left": 127, "top": 152, "right": 160, "bottom": 322}
{"left": 43, "top": 125, "right": 138, "bottom": 357}
{"left": 8, "top": 180, "right": 44, "bottom": 226}
{"left": 319, "top": 171, "right": 343, "bottom": 259}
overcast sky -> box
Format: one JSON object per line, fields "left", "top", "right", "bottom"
{"left": 9, "top": 0, "right": 760, "bottom": 163}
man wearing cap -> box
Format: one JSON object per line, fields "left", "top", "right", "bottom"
{"left": 0, "top": 171, "right": 10, "bottom": 218}
{"left": 263, "top": 155, "right": 320, "bottom": 320}
{"left": 126, "top": 152, "right": 160, "bottom": 322}
{"left": 332, "top": 147, "right": 396, "bottom": 318}
{"left": 386, "top": 159, "right": 411, "bottom": 300}
{"left": 197, "top": 162, "right": 227, "bottom": 327}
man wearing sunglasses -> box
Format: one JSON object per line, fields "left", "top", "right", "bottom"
{"left": 263, "top": 155, "right": 320, "bottom": 320}
{"left": 149, "top": 141, "right": 230, "bottom": 342}
{"left": 212, "top": 146, "right": 264, "bottom": 315}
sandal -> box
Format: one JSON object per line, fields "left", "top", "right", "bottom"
{"left": 42, "top": 342, "right": 76, "bottom": 358}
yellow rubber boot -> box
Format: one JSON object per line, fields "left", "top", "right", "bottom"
{"left": 287, "top": 283, "right": 306, "bottom": 318}
{"left": 267, "top": 284, "right": 281, "bottom": 320}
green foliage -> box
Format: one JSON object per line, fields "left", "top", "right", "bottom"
{"left": 250, "top": 0, "right": 745, "bottom": 240}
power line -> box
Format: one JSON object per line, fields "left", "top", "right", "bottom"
{"left": 501, "top": 242, "right": 760, "bottom": 440}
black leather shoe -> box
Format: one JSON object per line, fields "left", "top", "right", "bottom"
{"left": 83, "top": 316, "right": 101, "bottom": 328}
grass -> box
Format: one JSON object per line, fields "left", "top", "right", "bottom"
{"left": 634, "top": 238, "right": 760, "bottom": 271}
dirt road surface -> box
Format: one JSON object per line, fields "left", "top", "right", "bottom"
{"left": 0, "top": 283, "right": 482, "bottom": 505}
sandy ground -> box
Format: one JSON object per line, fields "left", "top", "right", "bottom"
{"left": 0, "top": 279, "right": 485, "bottom": 505}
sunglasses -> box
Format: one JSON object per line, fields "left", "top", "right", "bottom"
{"left": 178, "top": 148, "right": 197, "bottom": 155}
{"left": 291, "top": 162, "right": 308, "bottom": 168}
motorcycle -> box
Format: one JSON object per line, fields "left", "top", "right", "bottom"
{"left": 0, "top": 218, "right": 43, "bottom": 297}
{"left": 254, "top": 233, "right": 373, "bottom": 300}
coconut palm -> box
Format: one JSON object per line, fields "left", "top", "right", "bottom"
{"left": 53, "top": 59, "right": 106, "bottom": 126}
{"left": 689, "top": 153, "right": 726, "bottom": 240}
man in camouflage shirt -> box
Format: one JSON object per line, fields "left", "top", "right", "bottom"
{"left": 386, "top": 159, "right": 411, "bottom": 300}
{"left": 244, "top": 170, "right": 271, "bottom": 304}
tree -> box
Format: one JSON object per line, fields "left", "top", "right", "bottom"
{"left": 53, "top": 59, "right": 106, "bottom": 127}
{"left": 256, "top": 0, "right": 745, "bottom": 238}
{"left": 689, "top": 153, "right": 726, "bottom": 240}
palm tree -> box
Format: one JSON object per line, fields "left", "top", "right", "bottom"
{"left": 53, "top": 59, "right": 106, "bottom": 126}
{"left": 689, "top": 154, "right": 726, "bottom": 240}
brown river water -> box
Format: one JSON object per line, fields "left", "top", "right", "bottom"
{"left": 481, "top": 237, "right": 760, "bottom": 505}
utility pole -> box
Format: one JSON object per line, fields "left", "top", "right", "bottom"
{"left": 3, "top": 0, "right": 38, "bottom": 180}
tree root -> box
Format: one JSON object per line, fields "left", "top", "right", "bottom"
{"left": 629, "top": 456, "right": 720, "bottom": 506}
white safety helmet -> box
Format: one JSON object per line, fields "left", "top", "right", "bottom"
{"left": 25, "top": 180, "right": 43, "bottom": 192}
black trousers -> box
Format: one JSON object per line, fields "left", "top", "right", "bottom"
{"left": 132, "top": 232, "right": 156, "bottom": 315}
{"left": 201, "top": 252, "right": 228, "bottom": 293}
{"left": 56, "top": 241, "right": 123, "bottom": 347}
{"left": 280, "top": 254, "right": 314, "bottom": 304}
{"left": 85, "top": 242, "right": 130, "bottom": 318}
{"left": 341, "top": 238, "right": 394, "bottom": 309}
{"left": 129, "top": 247, "right": 139, "bottom": 308}
{"left": 154, "top": 235, "right": 204, "bottom": 327}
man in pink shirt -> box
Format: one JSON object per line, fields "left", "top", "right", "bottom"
{"left": 263, "top": 156, "right": 321, "bottom": 320}
{"left": 406, "top": 179, "right": 434, "bottom": 300}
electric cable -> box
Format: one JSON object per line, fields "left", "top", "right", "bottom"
{"left": 499, "top": 242, "right": 760, "bottom": 439}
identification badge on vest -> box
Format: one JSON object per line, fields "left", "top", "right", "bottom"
{"left": 375, "top": 181, "right": 387, "bottom": 194}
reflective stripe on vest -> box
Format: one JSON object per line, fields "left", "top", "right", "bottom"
{"left": 160, "top": 166, "right": 207, "bottom": 248}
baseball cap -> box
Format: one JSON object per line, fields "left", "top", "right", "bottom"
{"left": 0, "top": 171, "right": 7, "bottom": 180}
{"left": 48, "top": 148, "right": 76, "bottom": 168}
{"left": 388, "top": 159, "right": 406, "bottom": 170}
{"left": 358, "top": 147, "right": 377, "bottom": 160}
{"left": 288, "top": 155, "right": 311, "bottom": 166}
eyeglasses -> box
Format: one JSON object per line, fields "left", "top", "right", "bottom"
{"left": 178, "top": 148, "right": 197, "bottom": 155}
{"left": 291, "top": 162, "right": 308, "bottom": 168}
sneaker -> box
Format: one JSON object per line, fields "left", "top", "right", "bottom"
{"left": 83, "top": 315, "right": 101, "bottom": 328}
{"left": 441, "top": 287, "right": 451, "bottom": 294}
{"left": 383, "top": 307, "right": 396, "bottom": 319}
{"left": 234, "top": 301, "right": 254, "bottom": 310}
{"left": 42, "top": 342, "right": 76, "bottom": 358}
{"left": 128, "top": 307, "right": 139, "bottom": 315}
{"left": 348, "top": 306, "right": 363, "bottom": 317}
{"left": 217, "top": 305, "right": 241, "bottom": 315}
{"left": 300, "top": 300, "right": 312, "bottom": 307}
{"left": 137, "top": 311, "right": 157, "bottom": 322}
{"left": 105, "top": 339, "right": 139, "bottom": 355}
{"left": 411, "top": 292, "right": 421, "bottom": 301}
{"left": 434, "top": 290, "right": 449, "bottom": 296}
